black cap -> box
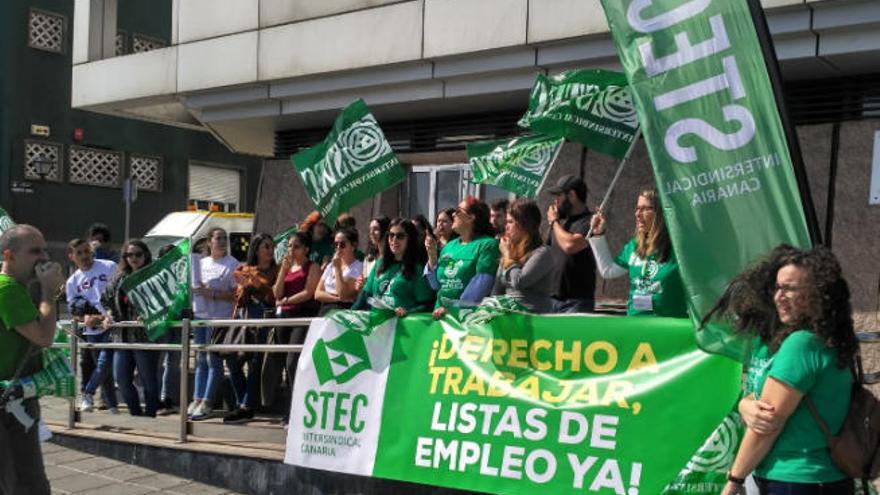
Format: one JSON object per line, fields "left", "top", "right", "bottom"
{"left": 545, "top": 174, "right": 586, "bottom": 196}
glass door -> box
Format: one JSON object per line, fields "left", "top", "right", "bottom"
{"left": 408, "top": 164, "right": 512, "bottom": 221}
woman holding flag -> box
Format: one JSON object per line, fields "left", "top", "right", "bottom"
{"left": 588, "top": 187, "right": 687, "bottom": 317}
{"left": 101, "top": 239, "right": 161, "bottom": 417}
{"left": 704, "top": 245, "right": 856, "bottom": 495}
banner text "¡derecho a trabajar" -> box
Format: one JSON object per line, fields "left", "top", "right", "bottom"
{"left": 630, "top": 1, "right": 757, "bottom": 164}
{"left": 427, "top": 333, "right": 656, "bottom": 411}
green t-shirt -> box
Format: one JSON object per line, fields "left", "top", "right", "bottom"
{"left": 614, "top": 239, "right": 687, "bottom": 317}
{"left": 363, "top": 261, "right": 434, "bottom": 312}
{"left": 744, "top": 331, "right": 852, "bottom": 483}
{"left": 0, "top": 273, "right": 41, "bottom": 380}
{"left": 435, "top": 236, "right": 500, "bottom": 306}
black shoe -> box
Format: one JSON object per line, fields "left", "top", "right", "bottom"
{"left": 222, "top": 408, "right": 254, "bottom": 425}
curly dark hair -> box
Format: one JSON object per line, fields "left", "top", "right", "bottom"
{"left": 702, "top": 244, "right": 857, "bottom": 368}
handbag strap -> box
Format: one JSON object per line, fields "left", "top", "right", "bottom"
{"left": 804, "top": 395, "right": 835, "bottom": 443}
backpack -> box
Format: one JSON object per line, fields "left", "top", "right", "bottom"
{"left": 805, "top": 354, "right": 880, "bottom": 486}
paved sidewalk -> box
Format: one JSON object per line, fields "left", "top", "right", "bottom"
{"left": 43, "top": 441, "right": 243, "bottom": 495}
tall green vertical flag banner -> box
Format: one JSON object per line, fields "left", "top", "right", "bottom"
{"left": 467, "top": 134, "right": 564, "bottom": 198}
{"left": 292, "top": 99, "right": 406, "bottom": 222}
{"left": 121, "top": 239, "right": 191, "bottom": 341}
{"left": 599, "top": 0, "right": 812, "bottom": 359}
{"left": 518, "top": 69, "right": 639, "bottom": 159}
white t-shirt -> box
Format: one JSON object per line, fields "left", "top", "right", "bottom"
{"left": 65, "top": 259, "right": 116, "bottom": 313}
{"left": 65, "top": 259, "right": 116, "bottom": 333}
{"left": 320, "top": 260, "right": 363, "bottom": 297}
{"left": 192, "top": 255, "right": 239, "bottom": 318}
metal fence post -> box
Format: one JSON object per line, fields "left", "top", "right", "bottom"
{"left": 178, "top": 319, "right": 190, "bottom": 443}
{"left": 68, "top": 320, "right": 78, "bottom": 429}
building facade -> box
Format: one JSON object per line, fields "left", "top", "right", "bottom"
{"left": 70, "top": 0, "right": 880, "bottom": 312}
{"left": 0, "top": 0, "right": 262, "bottom": 259}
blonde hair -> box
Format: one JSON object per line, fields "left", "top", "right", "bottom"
{"left": 634, "top": 188, "right": 671, "bottom": 263}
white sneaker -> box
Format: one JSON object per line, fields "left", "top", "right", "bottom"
{"left": 186, "top": 400, "right": 201, "bottom": 416}
{"left": 80, "top": 395, "right": 94, "bottom": 412}
{"left": 107, "top": 407, "right": 119, "bottom": 415}
{"left": 190, "top": 403, "right": 213, "bottom": 421}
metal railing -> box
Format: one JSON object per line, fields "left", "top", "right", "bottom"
{"left": 55, "top": 317, "right": 315, "bottom": 444}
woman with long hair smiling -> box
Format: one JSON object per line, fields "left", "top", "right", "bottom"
{"left": 353, "top": 218, "right": 433, "bottom": 316}
{"left": 588, "top": 187, "right": 686, "bottom": 317}
{"left": 492, "top": 199, "right": 559, "bottom": 313}
{"left": 704, "top": 246, "right": 857, "bottom": 494}
{"left": 100, "top": 239, "right": 160, "bottom": 417}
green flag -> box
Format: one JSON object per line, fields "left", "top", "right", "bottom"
{"left": 273, "top": 225, "right": 299, "bottom": 264}
{"left": 1, "top": 348, "right": 75, "bottom": 400}
{"left": 599, "top": 0, "right": 811, "bottom": 359}
{"left": 292, "top": 99, "right": 406, "bottom": 221}
{"left": 0, "top": 206, "right": 15, "bottom": 236}
{"left": 467, "top": 134, "right": 564, "bottom": 197}
{"left": 519, "top": 69, "right": 639, "bottom": 159}
{"left": 121, "top": 239, "right": 191, "bottom": 341}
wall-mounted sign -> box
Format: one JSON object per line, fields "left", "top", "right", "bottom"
{"left": 30, "top": 124, "right": 50, "bottom": 137}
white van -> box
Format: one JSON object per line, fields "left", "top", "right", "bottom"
{"left": 142, "top": 211, "right": 254, "bottom": 261}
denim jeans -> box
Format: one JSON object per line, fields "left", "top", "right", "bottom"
{"left": 82, "top": 331, "right": 117, "bottom": 408}
{"left": 754, "top": 477, "right": 854, "bottom": 495}
{"left": 113, "top": 349, "right": 160, "bottom": 417}
{"left": 225, "top": 303, "right": 270, "bottom": 410}
{"left": 157, "top": 329, "right": 181, "bottom": 406}
{"left": 193, "top": 327, "right": 224, "bottom": 404}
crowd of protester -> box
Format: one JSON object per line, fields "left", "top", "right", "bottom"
{"left": 63, "top": 178, "right": 692, "bottom": 425}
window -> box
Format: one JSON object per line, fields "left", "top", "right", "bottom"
{"left": 68, "top": 146, "right": 123, "bottom": 188}
{"left": 408, "top": 164, "right": 513, "bottom": 221}
{"left": 129, "top": 154, "right": 162, "bottom": 192}
{"left": 23, "top": 140, "right": 63, "bottom": 182}
{"left": 28, "top": 9, "right": 65, "bottom": 54}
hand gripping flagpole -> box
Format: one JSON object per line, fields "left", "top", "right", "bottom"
{"left": 586, "top": 127, "right": 642, "bottom": 238}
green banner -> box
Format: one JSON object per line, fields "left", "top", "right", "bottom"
{"left": 284, "top": 310, "right": 742, "bottom": 495}
{"left": 519, "top": 69, "right": 639, "bottom": 159}
{"left": 292, "top": 99, "right": 406, "bottom": 221}
{"left": 599, "top": 0, "right": 811, "bottom": 359}
{"left": 0, "top": 206, "right": 15, "bottom": 236}
{"left": 273, "top": 225, "right": 299, "bottom": 264}
{"left": 1, "top": 348, "right": 75, "bottom": 400}
{"left": 121, "top": 239, "right": 191, "bottom": 341}
{"left": 468, "top": 135, "right": 564, "bottom": 197}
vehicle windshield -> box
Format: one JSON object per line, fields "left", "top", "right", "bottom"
{"left": 142, "top": 235, "right": 184, "bottom": 259}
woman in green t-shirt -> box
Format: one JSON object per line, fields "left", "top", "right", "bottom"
{"left": 425, "top": 196, "right": 500, "bottom": 319}
{"left": 353, "top": 218, "right": 434, "bottom": 316}
{"left": 703, "top": 245, "right": 857, "bottom": 495}
{"left": 588, "top": 187, "right": 686, "bottom": 317}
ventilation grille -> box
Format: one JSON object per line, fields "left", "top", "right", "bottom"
{"left": 28, "top": 9, "right": 65, "bottom": 53}
{"left": 274, "top": 75, "right": 880, "bottom": 158}
{"left": 116, "top": 30, "right": 128, "bottom": 56}
{"left": 132, "top": 34, "right": 165, "bottom": 54}
{"left": 69, "top": 146, "right": 122, "bottom": 188}
{"left": 24, "top": 141, "right": 63, "bottom": 182}
{"left": 129, "top": 154, "right": 162, "bottom": 191}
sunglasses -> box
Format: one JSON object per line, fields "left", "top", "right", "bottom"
{"left": 388, "top": 232, "right": 407, "bottom": 241}
{"left": 124, "top": 251, "right": 145, "bottom": 259}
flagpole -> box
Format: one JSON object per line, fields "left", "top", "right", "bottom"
{"left": 587, "top": 127, "right": 642, "bottom": 237}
